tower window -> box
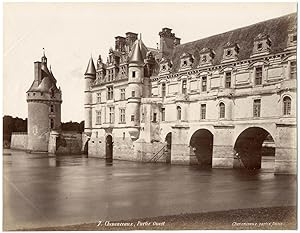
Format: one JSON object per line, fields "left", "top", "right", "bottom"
{"left": 219, "top": 102, "right": 225, "bottom": 119}
{"left": 283, "top": 96, "right": 291, "bottom": 115}
{"left": 182, "top": 80, "right": 187, "bottom": 94}
{"left": 50, "top": 105, "right": 54, "bottom": 113}
{"left": 202, "top": 76, "right": 207, "bottom": 92}
{"left": 107, "top": 86, "right": 114, "bottom": 100}
{"left": 257, "top": 42, "right": 263, "bottom": 50}
{"left": 132, "top": 71, "right": 136, "bottom": 78}
{"left": 290, "top": 61, "right": 297, "bottom": 79}
{"left": 161, "top": 108, "right": 165, "bottom": 122}
{"left": 255, "top": 67, "right": 262, "bottom": 85}
{"left": 131, "top": 115, "right": 135, "bottom": 122}
{"left": 201, "top": 104, "right": 206, "bottom": 119}
{"left": 96, "top": 110, "right": 101, "bottom": 124}
{"left": 162, "top": 83, "right": 166, "bottom": 97}
{"left": 123, "top": 132, "right": 125, "bottom": 140}
{"left": 253, "top": 99, "right": 261, "bottom": 117}
{"left": 225, "top": 72, "right": 231, "bottom": 88}
{"left": 183, "top": 60, "right": 187, "bottom": 66}
{"left": 132, "top": 91, "right": 135, "bottom": 97}
{"left": 50, "top": 119, "right": 54, "bottom": 129}
{"left": 177, "top": 106, "right": 181, "bottom": 120}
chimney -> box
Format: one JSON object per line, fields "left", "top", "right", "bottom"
{"left": 115, "top": 36, "right": 126, "bottom": 52}
{"left": 159, "top": 28, "right": 180, "bottom": 59}
{"left": 125, "top": 32, "right": 138, "bottom": 52}
{"left": 34, "top": 61, "right": 42, "bottom": 84}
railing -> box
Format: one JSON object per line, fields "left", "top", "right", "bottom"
{"left": 148, "top": 145, "right": 167, "bottom": 163}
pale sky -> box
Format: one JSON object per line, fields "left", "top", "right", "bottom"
{"left": 3, "top": 2, "right": 297, "bottom": 122}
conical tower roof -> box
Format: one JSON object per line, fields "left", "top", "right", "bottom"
{"left": 85, "top": 57, "right": 96, "bottom": 76}
{"left": 129, "top": 39, "right": 148, "bottom": 64}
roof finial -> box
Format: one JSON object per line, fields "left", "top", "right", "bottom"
{"left": 140, "top": 33, "right": 142, "bottom": 40}
{"left": 43, "top": 48, "right": 45, "bottom": 57}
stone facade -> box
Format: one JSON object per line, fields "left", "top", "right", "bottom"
{"left": 84, "top": 13, "right": 297, "bottom": 174}
{"left": 10, "top": 133, "right": 28, "bottom": 150}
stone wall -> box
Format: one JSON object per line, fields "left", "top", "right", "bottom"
{"left": 10, "top": 133, "right": 28, "bottom": 150}
{"left": 48, "top": 131, "right": 82, "bottom": 155}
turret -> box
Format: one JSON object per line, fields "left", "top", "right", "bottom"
{"left": 27, "top": 50, "right": 62, "bottom": 152}
{"left": 84, "top": 56, "right": 96, "bottom": 136}
{"left": 126, "top": 38, "right": 148, "bottom": 140}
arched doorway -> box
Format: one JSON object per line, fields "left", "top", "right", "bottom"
{"left": 234, "top": 127, "right": 275, "bottom": 170}
{"left": 165, "top": 133, "right": 172, "bottom": 164}
{"left": 106, "top": 135, "right": 113, "bottom": 162}
{"left": 190, "top": 129, "right": 214, "bottom": 167}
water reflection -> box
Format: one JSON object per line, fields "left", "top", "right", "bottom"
{"left": 3, "top": 149, "right": 297, "bottom": 231}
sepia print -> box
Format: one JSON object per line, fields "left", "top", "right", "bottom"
{"left": 3, "top": 2, "right": 297, "bottom": 230}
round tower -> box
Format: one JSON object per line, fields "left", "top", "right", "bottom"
{"left": 26, "top": 50, "right": 62, "bottom": 152}
{"left": 126, "top": 39, "right": 148, "bottom": 140}
{"left": 84, "top": 56, "right": 96, "bottom": 136}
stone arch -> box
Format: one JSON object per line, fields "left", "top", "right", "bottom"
{"left": 234, "top": 126, "right": 275, "bottom": 170}
{"left": 189, "top": 128, "right": 214, "bottom": 167}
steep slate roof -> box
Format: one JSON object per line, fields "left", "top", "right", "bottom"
{"left": 85, "top": 57, "right": 96, "bottom": 76}
{"left": 129, "top": 39, "right": 148, "bottom": 64}
{"left": 170, "top": 13, "right": 297, "bottom": 72}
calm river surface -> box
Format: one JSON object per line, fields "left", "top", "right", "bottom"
{"left": 3, "top": 149, "right": 296, "bottom": 230}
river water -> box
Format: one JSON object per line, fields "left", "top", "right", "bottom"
{"left": 3, "top": 149, "right": 296, "bottom": 230}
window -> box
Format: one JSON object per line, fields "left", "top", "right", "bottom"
{"left": 257, "top": 42, "right": 263, "bottom": 50}
{"left": 183, "top": 60, "right": 187, "bottom": 66}
{"left": 219, "top": 103, "right": 225, "bottom": 119}
{"left": 119, "top": 108, "right": 125, "bottom": 123}
{"left": 226, "top": 49, "right": 232, "bottom": 57}
{"left": 132, "top": 71, "right": 136, "bottom": 78}
{"left": 290, "top": 34, "right": 297, "bottom": 42}
{"left": 123, "top": 132, "right": 125, "bottom": 140}
{"left": 283, "top": 96, "right": 291, "bottom": 115}
{"left": 50, "top": 105, "right": 54, "bottom": 113}
{"left": 201, "top": 104, "right": 206, "bottom": 119}
{"left": 107, "top": 86, "right": 114, "bottom": 100}
{"left": 161, "top": 108, "right": 165, "bottom": 121}
{"left": 290, "top": 61, "right": 297, "bottom": 79}
{"left": 255, "top": 67, "right": 262, "bottom": 85}
{"left": 131, "top": 115, "right": 135, "bottom": 122}
{"left": 141, "top": 112, "right": 145, "bottom": 122}
{"left": 120, "top": 89, "right": 126, "bottom": 100}
{"left": 153, "top": 113, "right": 157, "bottom": 122}
{"left": 132, "top": 91, "right": 135, "bottom": 97}
{"left": 253, "top": 99, "right": 261, "bottom": 117}
{"left": 202, "top": 76, "right": 207, "bottom": 92}
{"left": 162, "top": 83, "right": 166, "bottom": 97}
{"left": 182, "top": 80, "right": 187, "bottom": 94}
{"left": 50, "top": 119, "right": 54, "bottom": 129}
{"left": 109, "top": 107, "right": 114, "bottom": 124}
{"left": 225, "top": 72, "right": 231, "bottom": 88}
{"left": 177, "top": 106, "right": 181, "bottom": 120}
{"left": 96, "top": 110, "right": 101, "bottom": 124}
{"left": 97, "top": 92, "right": 101, "bottom": 103}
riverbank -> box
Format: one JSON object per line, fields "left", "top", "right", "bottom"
{"left": 23, "top": 206, "right": 296, "bottom": 230}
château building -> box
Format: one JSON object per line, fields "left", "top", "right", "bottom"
{"left": 83, "top": 13, "right": 297, "bottom": 174}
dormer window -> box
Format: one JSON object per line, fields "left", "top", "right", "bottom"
{"left": 287, "top": 26, "right": 297, "bottom": 50}
{"left": 222, "top": 42, "right": 239, "bottom": 63}
{"left": 251, "top": 33, "right": 272, "bottom": 57}
{"left": 159, "top": 57, "right": 172, "bottom": 74}
{"left": 226, "top": 49, "right": 232, "bottom": 57}
{"left": 257, "top": 42, "right": 263, "bottom": 51}
{"left": 179, "top": 52, "right": 194, "bottom": 70}
{"left": 198, "top": 48, "right": 215, "bottom": 67}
